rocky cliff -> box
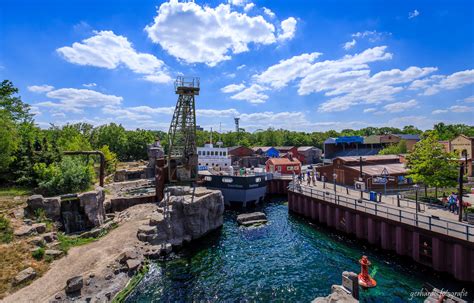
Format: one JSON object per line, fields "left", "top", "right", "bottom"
{"left": 137, "top": 186, "right": 224, "bottom": 250}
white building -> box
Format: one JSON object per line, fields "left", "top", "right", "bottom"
{"left": 197, "top": 143, "right": 231, "bottom": 171}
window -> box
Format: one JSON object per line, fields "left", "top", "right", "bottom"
{"left": 287, "top": 166, "right": 293, "bottom": 171}
{"left": 224, "top": 163, "right": 227, "bottom": 166}
{"left": 255, "top": 177, "right": 261, "bottom": 182}
{"left": 207, "top": 151, "right": 210, "bottom": 156}
{"left": 277, "top": 166, "right": 282, "bottom": 171}
{"left": 198, "top": 151, "right": 201, "bottom": 155}
{"left": 204, "top": 176, "right": 212, "bottom": 181}
{"left": 222, "top": 177, "right": 233, "bottom": 183}
{"left": 223, "top": 151, "right": 227, "bottom": 156}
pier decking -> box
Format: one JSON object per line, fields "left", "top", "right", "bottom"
{"left": 288, "top": 182, "right": 474, "bottom": 282}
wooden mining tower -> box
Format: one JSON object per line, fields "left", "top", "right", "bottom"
{"left": 167, "top": 76, "right": 199, "bottom": 183}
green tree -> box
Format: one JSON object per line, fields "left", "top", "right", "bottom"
{"left": 99, "top": 145, "right": 118, "bottom": 175}
{"left": 0, "top": 111, "right": 18, "bottom": 174}
{"left": 406, "top": 133, "right": 458, "bottom": 197}
{"left": 92, "top": 123, "right": 128, "bottom": 160}
{"left": 0, "top": 80, "right": 32, "bottom": 122}
{"left": 379, "top": 140, "right": 407, "bottom": 155}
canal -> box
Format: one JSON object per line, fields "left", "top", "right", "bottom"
{"left": 127, "top": 198, "right": 471, "bottom": 302}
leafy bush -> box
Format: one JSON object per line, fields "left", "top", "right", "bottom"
{"left": 33, "top": 157, "right": 95, "bottom": 196}
{"left": 99, "top": 145, "right": 118, "bottom": 175}
{"left": 0, "top": 215, "right": 13, "bottom": 244}
{"left": 31, "top": 247, "right": 45, "bottom": 260}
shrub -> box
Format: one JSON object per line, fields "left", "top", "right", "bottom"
{"left": 99, "top": 145, "right": 118, "bottom": 175}
{"left": 0, "top": 216, "right": 13, "bottom": 244}
{"left": 33, "top": 157, "right": 95, "bottom": 196}
{"left": 31, "top": 247, "right": 45, "bottom": 260}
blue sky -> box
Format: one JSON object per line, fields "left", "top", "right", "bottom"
{"left": 1, "top": 0, "right": 473, "bottom": 132}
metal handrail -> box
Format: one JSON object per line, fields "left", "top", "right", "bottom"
{"left": 288, "top": 182, "right": 473, "bottom": 242}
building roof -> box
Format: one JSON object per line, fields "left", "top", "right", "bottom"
{"left": 275, "top": 146, "right": 296, "bottom": 151}
{"left": 267, "top": 157, "right": 301, "bottom": 165}
{"left": 335, "top": 136, "right": 364, "bottom": 144}
{"left": 297, "top": 146, "right": 319, "bottom": 151}
{"left": 393, "top": 134, "right": 421, "bottom": 141}
{"left": 344, "top": 163, "right": 408, "bottom": 176}
{"left": 335, "top": 154, "right": 400, "bottom": 163}
{"left": 252, "top": 146, "right": 276, "bottom": 152}
{"left": 363, "top": 135, "right": 382, "bottom": 144}
{"left": 324, "top": 138, "right": 337, "bottom": 144}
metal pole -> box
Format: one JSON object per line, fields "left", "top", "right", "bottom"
{"left": 415, "top": 189, "right": 418, "bottom": 226}
{"left": 459, "top": 163, "right": 464, "bottom": 222}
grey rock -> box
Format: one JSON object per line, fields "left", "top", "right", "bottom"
{"left": 149, "top": 213, "right": 164, "bottom": 225}
{"left": 312, "top": 285, "right": 358, "bottom": 303}
{"left": 33, "top": 223, "right": 47, "bottom": 234}
{"left": 45, "top": 249, "right": 63, "bottom": 258}
{"left": 126, "top": 259, "right": 141, "bottom": 272}
{"left": 14, "top": 225, "right": 36, "bottom": 237}
{"left": 78, "top": 188, "right": 106, "bottom": 227}
{"left": 236, "top": 212, "right": 267, "bottom": 225}
{"left": 28, "top": 236, "right": 45, "bottom": 246}
{"left": 13, "top": 267, "right": 36, "bottom": 285}
{"left": 43, "top": 197, "right": 61, "bottom": 219}
{"left": 240, "top": 219, "right": 268, "bottom": 227}
{"left": 65, "top": 276, "right": 83, "bottom": 294}
{"left": 43, "top": 232, "right": 57, "bottom": 243}
{"left": 23, "top": 219, "right": 32, "bottom": 225}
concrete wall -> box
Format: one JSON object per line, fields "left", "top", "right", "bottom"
{"left": 288, "top": 191, "right": 474, "bottom": 282}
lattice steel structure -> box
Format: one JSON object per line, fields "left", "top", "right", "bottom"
{"left": 167, "top": 76, "right": 199, "bottom": 182}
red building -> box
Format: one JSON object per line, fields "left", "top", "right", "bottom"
{"left": 266, "top": 157, "right": 301, "bottom": 175}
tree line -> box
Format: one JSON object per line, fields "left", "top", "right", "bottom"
{"left": 1, "top": 79, "right": 473, "bottom": 195}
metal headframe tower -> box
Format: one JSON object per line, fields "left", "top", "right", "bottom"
{"left": 167, "top": 76, "right": 199, "bottom": 182}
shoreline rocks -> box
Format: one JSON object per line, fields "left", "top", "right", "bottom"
{"left": 237, "top": 212, "right": 268, "bottom": 227}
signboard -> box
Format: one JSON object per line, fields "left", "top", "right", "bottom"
{"left": 372, "top": 177, "right": 388, "bottom": 185}
{"left": 381, "top": 167, "right": 389, "bottom": 177}
{"left": 354, "top": 181, "right": 366, "bottom": 191}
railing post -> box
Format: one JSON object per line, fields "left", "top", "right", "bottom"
{"left": 399, "top": 209, "right": 402, "bottom": 222}
{"left": 375, "top": 204, "right": 377, "bottom": 215}
{"left": 467, "top": 226, "right": 469, "bottom": 241}
{"left": 429, "top": 216, "right": 431, "bottom": 231}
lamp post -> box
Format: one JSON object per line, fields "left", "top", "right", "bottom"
{"left": 458, "top": 155, "right": 465, "bottom": 222}
{"left": 414, "top": 184, "right": 420, "bottom": 226}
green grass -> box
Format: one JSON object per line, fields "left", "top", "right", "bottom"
{"left": 57, "top": 233, "right": 97, "bottom": 254}
{"left": 0, "top": 186, "right": 32, "bottom": 197}
{"left": 31, "top": 247, "right": 45, "bottom": 260}
{"left": 112, "top": 263, "right": 149, "bottom": 303}
{"left": 0, "top": 186, "right": 33, "bottom": 213}
{"left": 0, "top": 215, "right": 14, "bottom": 244}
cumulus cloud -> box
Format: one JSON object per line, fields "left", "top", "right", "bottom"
{"left": 57, "top": 31, "right": 172, "bottom": 83}
{"left": 221, "top": 83, "right": 246, "bottom": 93}
{"left": 36, "top": 88, "right": 122, "bottom": 113}
{"left": 383, "top": 99, "right": 418, "bottom": 113}
{"left": 464, "top": 95, "right": 474, "bottom": 103}
{"left": 363, "top": 108, "right": 377, "bottom": 113}
{"left": 237, "top": 64, "right": 246, "bottom": 70}
{"left": 432, "top": 105, "right": 474, "bottom": 114}
{"left": 230, "top": 84, "right": 268, "bottom": 104}
{"left": 82, "top": 83, "right": 97, "bottom": 88}
{"left": 408, "top": 10, "right": 420, "bottom": 19}
{"left": 278, "top": 17, "right": 297, "bottom": 41}
{"left": 343, "top": 39, "right": 356, "bottom": 50}
{"left": 145, "top": 1, "right": 295, "bottom": 66}
{"left": 244, "top": 3, "right": 255, "bottom": 12}
{"left": 28, "top": 85, "right": 54, "bottom": 93}
{"left": 262, "top": 7, "right": 275, "bottom": 18}
{"left": 421, "top": 70, "right": 474, "bottom": 96}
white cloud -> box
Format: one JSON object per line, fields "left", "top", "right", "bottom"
{"left": 221, "top": 83, "right": 246, "bottom": 93}
{"left": 145, "top": 1, "right": 294, "bottom": 66}
{"left": 36, "top": 88, "right": 122, "bottom": 113}
{"left": 262, "top": 7, "right": 275, "bottom": 18}
{"left": 351, "top": 30, "right": 388, "bottom": 42}
{"left": 422, "top": 70, "right": 474, "bottom": 95}
{"left": 363, "top": 108, "right": 377, "bottom": 113}
{"left": 57, "top": 31, "right": 172, "bottom": 83}
{"left": 228, "top": 0, "right": 248, "bottom": 6}
{"left": 464, "top": 95, "right": 474, "bottom": 103}
{"left": 432, "top": 109, "right": 448, "bottom": 115}
{"left": 278, "top": 17, "right": 297, "bottom": 41}
{"left": 253, "top": 52, "right": 321, "bottom": 89}
{"left": 82, "top": 83, "right": 97, "bottom": 88}
{"left": 28, "top": 85, "right": 54, "bottom": 93}
{"left": 29, "top": 106, "right": 41, "bottom": 116}
{"left": 244, "top": 3, "right": 255, "bottom": 12}
{"left": 197, "top": 108, "right": 240, "bottom": 117}
{"left": 237, "top": 64, "right": 246, "bottom": 70}
{"left": 383, "top": 99, "right": 418, "bottom": 113}
{"left": 230, "top": 84, "right": 268, "bottom": 104}
{"left": 408, "top": 10, "right": 420, "bottom": 19}
{"left": 448, "top": 105, "right": 474, "bottom": 113}
{"left": 343, "top": 39, "right": 356, "bottom": 50}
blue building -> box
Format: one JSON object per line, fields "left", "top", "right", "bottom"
{"left": 252, "top": 146, "right": 279, "bottom": 158}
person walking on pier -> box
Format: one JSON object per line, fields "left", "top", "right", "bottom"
{"left": 448, "top": 192, "right": 457, "bottom": 213}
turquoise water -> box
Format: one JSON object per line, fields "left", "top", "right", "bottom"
{"left": 127, "top": 199, "right": 471, "bottom": 302}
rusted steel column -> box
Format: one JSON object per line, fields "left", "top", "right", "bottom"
{"left": 355, "top": 214, "right": 364, "bottom": 239}
{"left": 453, "top": 243, "right": 466, "bottom": 281}
{"left": 395, "top": 226, "right": 406, "bottom": 256}
{"left": 431, "top": 238, "right": 445, "bottom": 272}
{"left": 380, "top": 221, "right": 391, "bottom": 250}
{"left": 412, "top": 231, "right": 420, "bottom": 262}
{"left": 367, "top": 218, "right": 377, "bottom": 245}
{"left": 326, "top": 205, "right": 333, "bottom": 227}
{"left": 319, "top": 203, "right": 326, "bottom": 223}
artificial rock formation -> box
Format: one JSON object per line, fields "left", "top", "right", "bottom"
{"left": 137, "top": 186, "right": 224, "bottom": 250}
